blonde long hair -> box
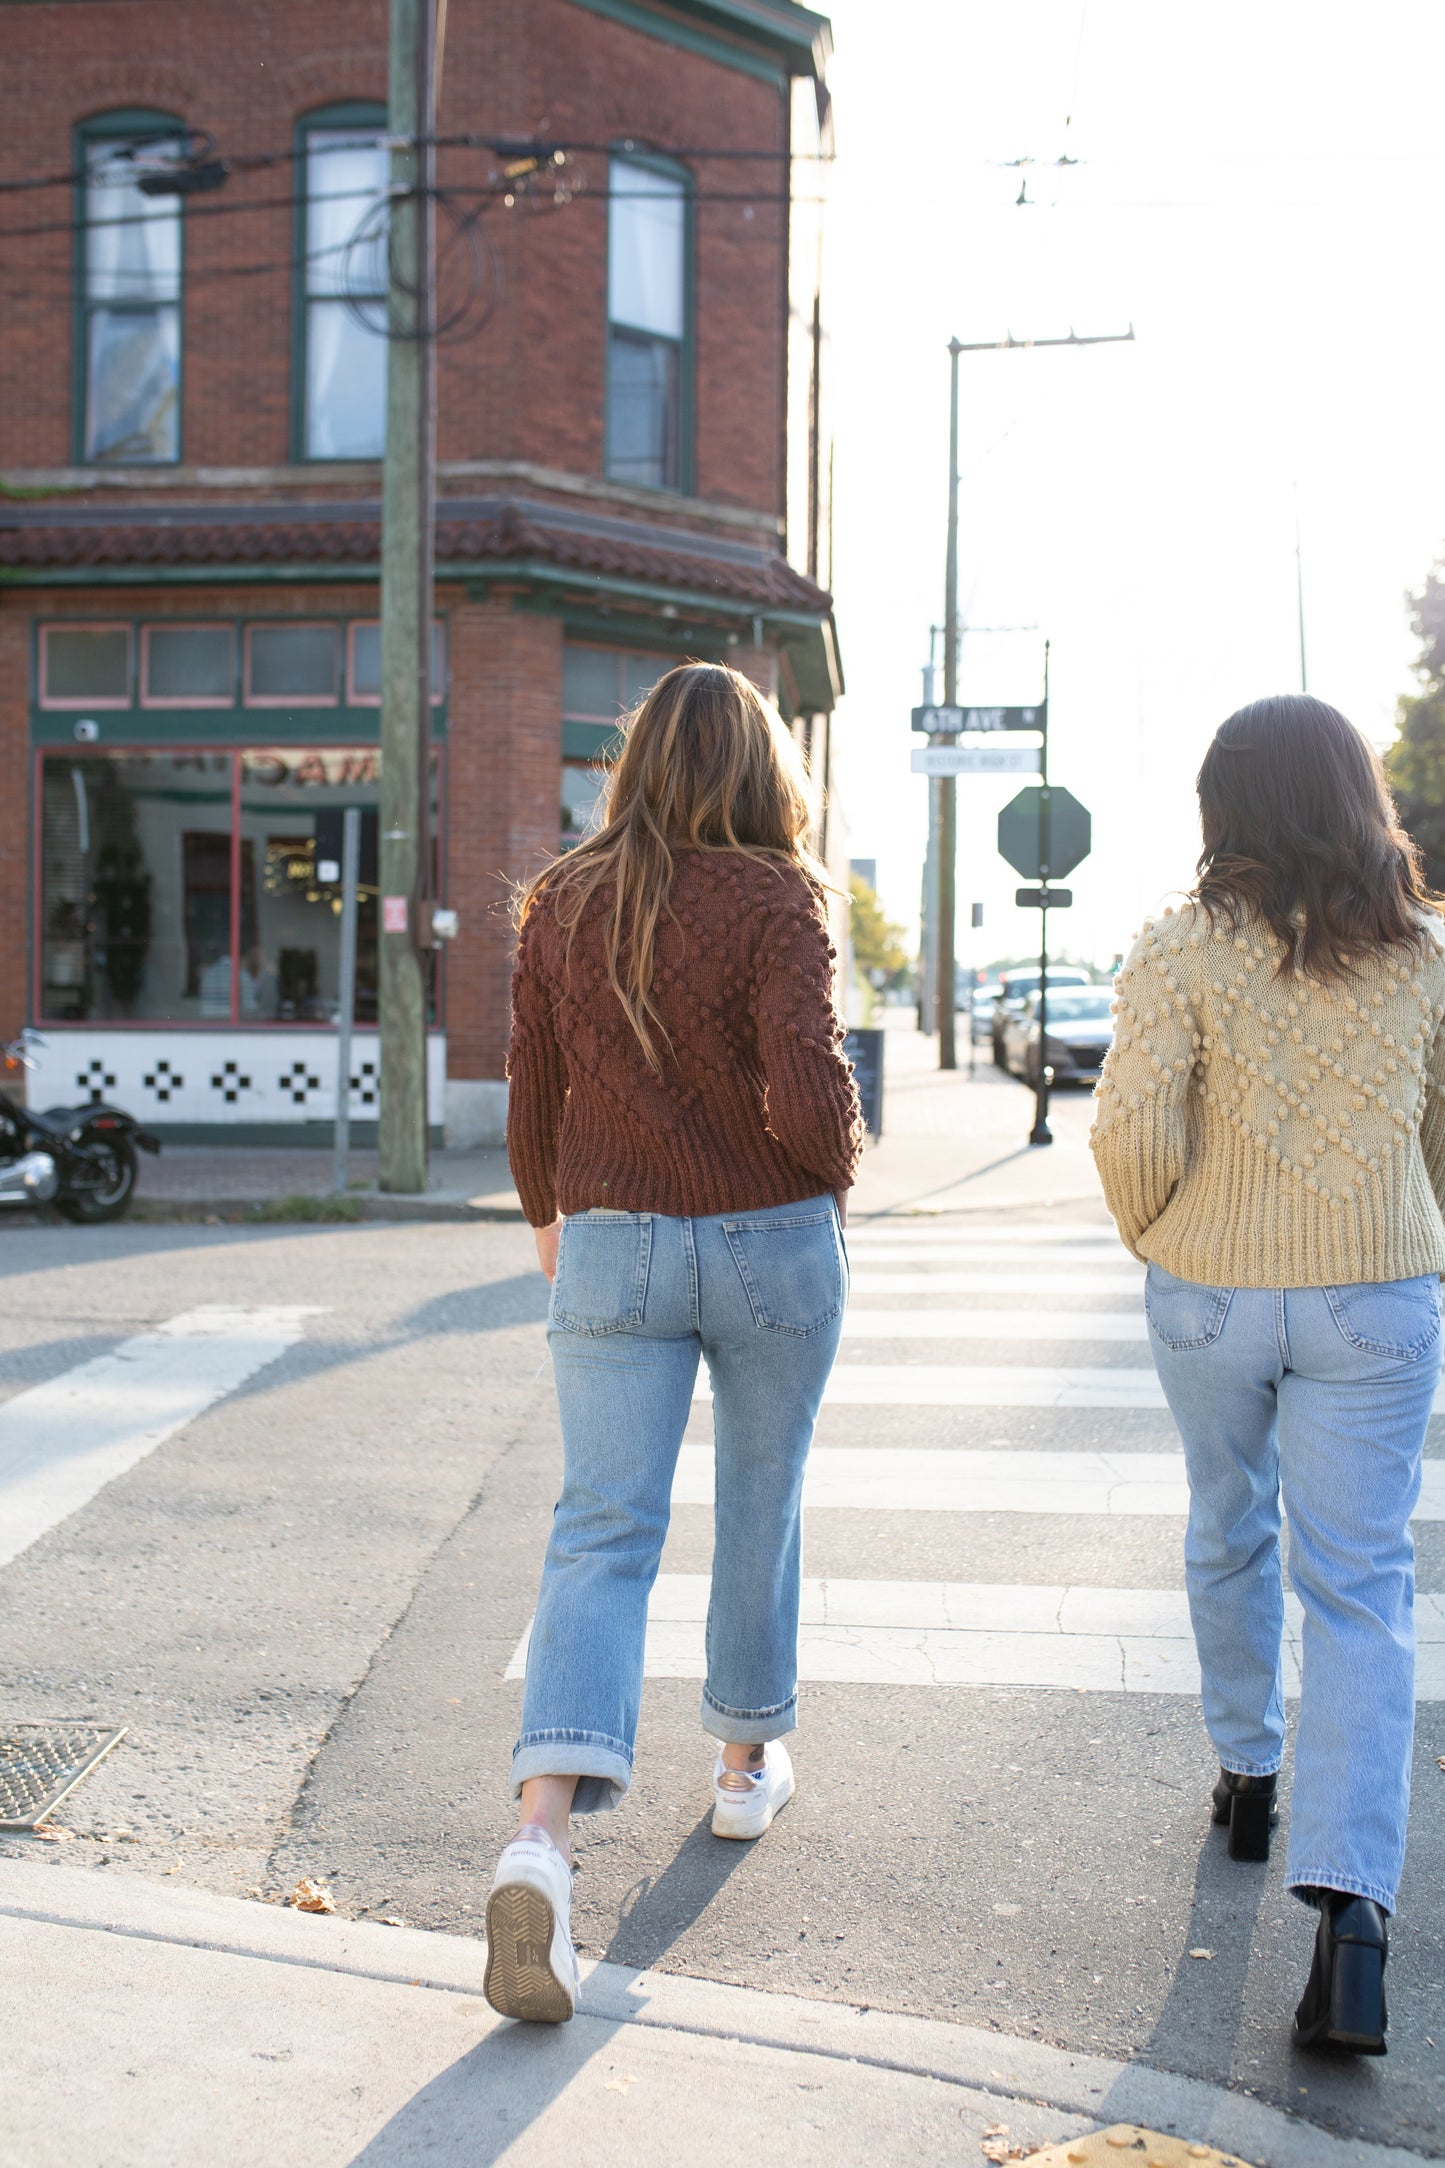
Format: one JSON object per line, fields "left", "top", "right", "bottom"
{"left": 517, "top": 661, "right": 823, "bottom": 1070}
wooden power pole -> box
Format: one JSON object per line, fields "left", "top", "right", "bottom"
{"left": 378, "top": 0, "right": 436, "bottom": 1192}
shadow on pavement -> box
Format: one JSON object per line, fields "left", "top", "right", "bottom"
{"left": 603, "top": 1812, "right": 754, "bottom": 1967}
{"left": 346, "top": 2008, "right": 633, "bottom": 2166}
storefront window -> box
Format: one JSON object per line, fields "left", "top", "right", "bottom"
{"left": 238, "top": 747, "right": 380, "bottom": 1023}
{"left": 36, "top": 746, "right": 391, "bottom": 1027}
{"left": 40, "top": 752, "right": 233, "bottom": 1021}
{"left": 560, "top": 642, "right": 670, "bottom": 848}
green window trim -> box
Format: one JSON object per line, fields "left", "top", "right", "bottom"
{"left": 72, "top": 107, "right": 186, "bottom": 469}
{"left": 604, "top": 144, "right": 695, "bottom": 498}
{"left": 290, "top": 99, "right": 390, "bottom": 465}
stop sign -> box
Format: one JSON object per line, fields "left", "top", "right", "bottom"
{"left": 997, "top": 785, "right": 1091, "bottom": 882}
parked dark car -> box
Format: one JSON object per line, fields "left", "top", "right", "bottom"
{"left": 1003, "top": 987, "right": 1116, "bottom": 1086}
{"left": 990, "top": 966, "right": 1091, "bottom": 1067}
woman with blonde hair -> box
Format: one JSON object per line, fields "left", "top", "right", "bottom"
{"left": 484, "top": 661, "right": 862, "bottom": 2025}
{"left": 1092, "top": 693, "right": 1445, "bottom": 2056}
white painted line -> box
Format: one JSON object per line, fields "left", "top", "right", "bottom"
{"left": 849, "top": 1271, "right": 1142, "bottom": 1296}
{"left": 848, "top": 1243, "right": 1131, "bottom": 1266}
{"left": 0, "top": 1307, "right": 322, "bottom": 1572}
{"left": 841, "top": 1309, "right": 1149, "bottom": 1343}
{"left": 849, "top": 1225, "right": 1121, "bottom": 1247}
{"left": 695, "top": 1362, "right": 1165, "bottom": 1409}
{"left": 505, "top": 1579, "right": 1445, "bottom": 1696}
{"left": 671, "top": 1446, "right": 1445, "bottom": 1521}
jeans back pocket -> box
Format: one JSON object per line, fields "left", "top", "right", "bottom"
{"left": 1145, "top": 1262, "right": 1235, "bottom": 1349}
{"left": 723, "top": 1210, "right": 843, "bottom": 1336}
{"left": 1323, "top": 1276, "right": 1441, "bottom": 1361}
{"left": 551, "top": 1212, "right": 653, "bottom": 1334}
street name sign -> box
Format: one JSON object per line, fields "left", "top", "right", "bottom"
{"left": 1015, "top": 886, "right": 1072, "bottom": 909}
{"left": 997, "top": 785, "right": 1092, "bottom": 880}
{"left": 911, "top": 704, "right": 1045, "bottom": 735}
{"left": 912, "top": 745, "right": 1041, "bottom": 777}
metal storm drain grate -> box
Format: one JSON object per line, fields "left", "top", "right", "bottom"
{"left": 0, "top": 1723, "right": 127, "bottom": 1831}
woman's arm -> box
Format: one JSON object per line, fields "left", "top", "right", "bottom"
{"left": 505, "top": 907, "right": 569, "bottom": 1232}
{"left": 1089, "top": 914, "right": 1202, "bottom": 1258}
{"left": 752, "top": 880, "right": 865, "bottom": 1195}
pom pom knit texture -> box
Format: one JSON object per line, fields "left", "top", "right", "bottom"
{"left": 506, "top": 851, "right": 864, "bottom": 1228}
{"left": 1090, "top": 902, "right": 1445, "bottom": 1287}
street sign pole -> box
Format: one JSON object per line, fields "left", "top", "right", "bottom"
{"left": 935, "top": 337, "right": 961, "bottom": 1070}
{"left": 1030, "top": 641, "right": 1053, "bottom": 1147}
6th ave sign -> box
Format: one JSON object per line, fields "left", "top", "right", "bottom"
{"left": 997, "top": 785, "right": 1092, "bottom": 883}
{"left": 911, "top": 703, "right": 1044, "bottom": 734}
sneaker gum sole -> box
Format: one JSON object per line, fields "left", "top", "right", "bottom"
{"left": 483, "top": 1882, "right": 574, "bottom": 2024}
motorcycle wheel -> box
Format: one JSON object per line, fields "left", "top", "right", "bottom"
{"left": 53, "top": 1136, "right": 138, "bottom": 1224}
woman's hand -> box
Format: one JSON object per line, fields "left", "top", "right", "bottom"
{"left": 834, "top": 1189, "right": 849, "bottom": 1229}
{"left": 534, "top": 1217, "right": 562, "bottom": 1282}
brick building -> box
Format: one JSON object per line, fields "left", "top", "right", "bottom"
{"left": 0, "top": 0, "right": 841, "bottom": 1144}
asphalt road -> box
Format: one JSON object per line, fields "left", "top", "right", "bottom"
{"left": 0, "top": 1207, "right": 1442, "bottom": 2161}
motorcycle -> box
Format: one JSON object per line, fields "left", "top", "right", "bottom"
{"left": 0, "top": 1033, "right": 161, "bottom": 1223}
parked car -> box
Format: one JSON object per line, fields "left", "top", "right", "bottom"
{"left": 968, "top": 980, "right": 1003, "bottom": 1044}
{"left": 1004, "top": 986, "right": 1117, "bottom": 1086}
{"left": 990, "top": 966, "right": 1091, "bottom": 1067}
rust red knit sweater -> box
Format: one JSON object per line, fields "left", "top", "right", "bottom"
{"left": 506, "top": 851, "right": 864, "bottom": 1226}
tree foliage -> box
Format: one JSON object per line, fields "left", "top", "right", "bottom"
{"left": 848, "top": 874, "right": 910, "bottom": 985}
{"left": 1385, "top": 565, "right": 1445, "bottom": 891}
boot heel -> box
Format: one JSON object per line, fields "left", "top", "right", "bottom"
{"left": 1330, "top": 1942, "right": 1386, "bottom": 2051}
{"left": 1227, "top": 1788, "right": 1273, "bottom": 1862}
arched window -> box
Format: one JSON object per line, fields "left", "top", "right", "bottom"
{"left": 606, "top": 148, "right": 692, "bottom": 492}
{"left": 295, "top": 102, "right": 390, "bottom": 460}
{"left": 75, "top": 109, "right": 184, "bottom": 464}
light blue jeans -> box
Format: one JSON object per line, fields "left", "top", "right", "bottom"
{"left": 513, "top": 1197, "right": 847, "bottom": 1813}
{"left": 1145, "top": 1263, "right": 1439, "bottom": 1912}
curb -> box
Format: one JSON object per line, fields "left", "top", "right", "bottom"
{"left": 124, "top": 1196, "right": 527, "bottom": 1227}
{"left": 0, "top": 1864, "right": 1429, "bottom": 2168}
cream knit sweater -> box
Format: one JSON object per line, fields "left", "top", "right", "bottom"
{"left": 1089, "top": 901, "right": 1445, "bottom": 1286}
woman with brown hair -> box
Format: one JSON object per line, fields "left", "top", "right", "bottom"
{"left": 1092, "top": 694, "right": 1445, "bottom": 2056}
{"left": 483, "top": 661, "right": 862, "bottom": 2025}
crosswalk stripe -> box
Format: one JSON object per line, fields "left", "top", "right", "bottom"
{"left": 670, "top": 1445, "right": 1445, "bottom": 1520}
{"left": 847, "top": 1243, "right": 1131, "bottom": 1266}
{"left": 0, "top": 1306, "right": 321, "bottom": 1572}
{"left": 504, "top": 1578, "right": 1445, "bottom": 1696}
{"left": 849, "top": 1270, "right": 1142, "bottom": 1295}
{"left": 841, "top": 1309, "right": 1149, "bottom": 1342}
{"left": 849, "top": 1225, "right": 1121, "bottom": 1247}
{"left": 695, "top": 1362, "right": 1165, "bottom": 1408}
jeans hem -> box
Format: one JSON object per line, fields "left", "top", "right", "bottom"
{"left": 1287, "top": 1870, "right": 1397, "bottom": 1915}
{"left": 1217, "top": 1756, "right": 1283, "bottom": 1778}
{"left": 511, "top": 1731, "right": 632, "bottom": 1815}
{"left": 700, "top": 1688, "right": 797, "bottom": 1745}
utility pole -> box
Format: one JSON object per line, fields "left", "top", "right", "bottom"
{"left": 932, "top": 325, "right": 1132, "bottom": 1075}
{"left": 934, "top": 342, "right": 962, "bottom": 1069}
{"left": 378, "top": 0, "right": 437, "bottom": 1193}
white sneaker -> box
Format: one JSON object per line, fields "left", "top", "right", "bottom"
{"left": 710, "top": 1741, "right": 795, "bottom": 1840}
{"left": 483, "top": 1825, "right": 579, "bottom": 2023}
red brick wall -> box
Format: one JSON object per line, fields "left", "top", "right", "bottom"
{"left": 0, "top": 0, "right": 789, "bottom": 517}
{"left": 442, "top": 591, "right": 560, "bottom": 1080}
{"left": 0, "top": 607, "right": 30, "bottom": 1041}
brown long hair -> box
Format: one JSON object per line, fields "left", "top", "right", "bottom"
{"left": 517, "top": 661, "right": 821, "bottom": 1069}
{"left": 1193, "top": 693, "right": 1436, "bottom": 978}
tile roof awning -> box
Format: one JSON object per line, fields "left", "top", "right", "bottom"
{"left": 0, "top": 494, "right": 829, "bottom": 612}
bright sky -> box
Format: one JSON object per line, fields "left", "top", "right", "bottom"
{"left": 824, "top": 0, "right": 1445, "bottom": 970}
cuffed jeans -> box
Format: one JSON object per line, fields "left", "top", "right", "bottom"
{"left": 512, "top": 1197, "right": 846, "bottom": 1813}
{"left": 1145, "top": 1263, "right": 1439, "bottom": 1912}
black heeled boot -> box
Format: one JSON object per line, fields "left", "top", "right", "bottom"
{"left": 1294, "top": 1891, "right": 1389, "bottom": 2054}
{"left": 1211, "top": 1767, "right": 1279, "bottom": 1862}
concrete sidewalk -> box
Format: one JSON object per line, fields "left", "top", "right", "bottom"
{"left": 100, "top": 1010, "right": 1108, "bottom": 1228}
{"left": 0, "top": 1860, "right": 1418, "bottom": 2168}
